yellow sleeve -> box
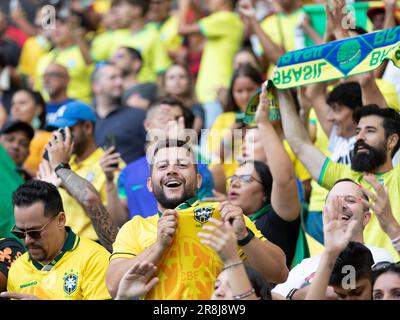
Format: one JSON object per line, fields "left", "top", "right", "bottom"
{"left": 18, "top": 38, "right": 33, "bottom": 76}
{"left": 376, "top": 78, "right": 400, "bottom": 112}
{"left": 199, "top": 13, "right": 234, "bottom": 39}
{"left": 318, "top": 158, "right": 353, "bottom": 190}
{"left": 294, "top": 159, "right": 312, "bottom": 182}
{"left": 244, "top": 215, "right": 266, "bottom": 242}
{"left": 23, "top": 131, "right": 52, "bottom": 174}
{"left": 110, "top": 218, "right": 142, "bottom": 260}
{"left": 238, "top": 215, "right": 267, "bottom": 260}
{"left": 6, "top": 264, "right": 16, "bottom": 293}
{"left": 152, "top": 32, "right": 172, "bottom": 75}
{"left": 81, "top": 246, "right": 112, "bottom": 300}
{"left": 283, "top": 140, "right": 311, "bottom": 182}
{"left": 90, "top": 31, "right": 114, "bottom": 62}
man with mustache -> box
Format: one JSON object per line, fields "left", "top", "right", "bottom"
{"left": 279, "top": 89, "right": 400, "bottom": 260}
{"left": 1, "top": 180, "right": 111, "bottom": 300}
{"left": 106, "top": 139, "right": 289, "bottom": 299}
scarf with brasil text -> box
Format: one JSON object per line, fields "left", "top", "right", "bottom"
{"left": 244, "top": 26, "right": 400, "bottom": 124}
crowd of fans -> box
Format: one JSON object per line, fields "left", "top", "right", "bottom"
{"left": 0, "top": 0, "right": 399, "bottom": 301}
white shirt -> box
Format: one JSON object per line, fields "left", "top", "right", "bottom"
{"left": 272, "top": 245, "right": 393, "bottom": 298}
{"left": 329, "top": 126, "right": 356, "bottom": 165}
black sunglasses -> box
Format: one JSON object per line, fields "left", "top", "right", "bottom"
{"left": 10, "top": 215, "right": 58, "bottom": 240}
{"left": 371, "top": 261, "right": 400, "bottom": 272}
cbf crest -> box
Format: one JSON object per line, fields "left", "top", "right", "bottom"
{"left": 193, "top": 206, "right": 214, "bottom": 224}
{"left": 63, "top": 269, "right": 78, "bottom": 295}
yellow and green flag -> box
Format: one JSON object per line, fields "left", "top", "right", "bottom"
{"left": 245, "top": 26, "right": 400, "bottom": 124}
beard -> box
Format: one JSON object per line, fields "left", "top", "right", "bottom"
{"left": 28, "top": 244, "right": 47, "bottom": 262}
{"left": 152, "top": 181, "right": 197, "bottom": 209}
{"left": 351, "top": 140, "right": 387, "bottom": 172}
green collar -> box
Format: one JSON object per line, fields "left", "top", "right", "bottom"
{"left": 157, "top": 197, "right": 200, "bottom": 217}
{"left": 31, "top": 227, "right": 78, "bottom": 271}
{"left": 250, "top": 204, "right": 271, "bottom": 222}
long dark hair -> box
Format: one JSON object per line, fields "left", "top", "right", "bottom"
{"left": 225, "top": 64, "right": 263, "bottom": 113}
{"left": 14, "top": 89, "right": 47, "bottom": 130}
{"left": 240, "top": 160, "right": 273, "bottom": 206}
{"left": 245, "top": 265, "right": 272, "bottom": 300}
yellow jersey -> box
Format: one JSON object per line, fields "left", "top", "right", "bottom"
{"left": 34, "top": 45, "right": 94, "bottom": 104}
{"left": 319, "top": 159, "right": 400, "bottom": 260}
{"left": 91, "top": 24, "right": 171, "bottom": 83}
{"left": 283, "top": 139, "right": 311, "bottom": 183}
{"left": 7, "top": 228, "right": 111, "bottom": 300}
{"left": 376, "top": 78, "right": 400, "bottom": 112}
{"left": 149, "top": 15, "right": 183, "bottom": 54}
{"left": 110, "top": 198, "right": 266, "bottom": 300}
{"left": 196, "top": 11, "right": 244, "bottom": 103}
{"left": 18, "top": 35, "right": 50, "bottom": 82}
{"left": 59, "top": 148, "right": 125, "bottom": 241}
{"left": 23, "top": 130, "right": 52, "bottom": 175}
{"left": 258, "top": 9, "right": 304, "bottom": 78}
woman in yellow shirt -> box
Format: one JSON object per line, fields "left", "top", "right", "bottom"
{"left": 9, "top": 89, "right": 52, "bottom": 177}
{"left": 207, "top": 64, "right": 263, "bottom": 184}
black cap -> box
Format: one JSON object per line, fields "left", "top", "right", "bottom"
{"left": 0, "top": 120, "right": 35, "bottom": 141}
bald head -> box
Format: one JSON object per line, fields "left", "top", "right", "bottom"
{"left": 43, "top": 63, "right": 70, "bottom": 99}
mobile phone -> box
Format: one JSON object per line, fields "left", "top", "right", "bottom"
{"left": 104, "top": 134, "right": 118, "bottom": 168}
{"left": 43, "top": 128, "right": 70, "bottom": 161}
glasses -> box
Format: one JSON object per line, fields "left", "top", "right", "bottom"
{"left": 43, "top": 72, "right": 66, "bottom": 79}
{"left": 227, "top": 175, "right": 263, "bottom": 185}
{"left": 371, "top": 261, "right": 400, "bottom": 272}
{"left": 10, "top": 215, "right": 58, "bottom": 240}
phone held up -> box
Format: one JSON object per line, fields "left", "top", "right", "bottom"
{"left": 43, "top": 128, "right": 71, "bottom": 161}
{"left": 104, "top": 134, "right": 119, "bottom": 168}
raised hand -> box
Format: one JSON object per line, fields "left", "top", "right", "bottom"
{"left": 322, "top": 195, "right": 359, "bottom": 255}
{"left": 115, "top": 261, "right": 159, "bottom": 300}
{"left": 198, "top": 218, "right": 240, "bottom": 264}
{"left": 255, "top": 84, "right": 269, "bottom": 125}
{"left": 237, "top": 0, "right": 256, "bottom": 20}
{"left": 100, "top": 147, "right": 122, "bottom": 183}
{"left": 45, "top": 127, "right": 74, "bottom": 170}
{"left": 360, "top": 174, "right": 400, "bottom": 239}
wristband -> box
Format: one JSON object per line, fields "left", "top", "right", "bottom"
{"left": 54, "top": 163, "right": 71, "bottom": 174}
{"left": 391, "top": 235, "right": 400, "bottom": 244}
{"left": 237, "top": 228, "right": 254, "bottom": 246}
{"left": 232, "top": 288, "right": 255, "bottom": 300}
{"left": 286, "top": 288, "right": 298, "bottom": 300}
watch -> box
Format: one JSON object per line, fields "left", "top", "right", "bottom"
{"left": 237, "top": 228, "right": 254, "bottom": 246}
{"left": 54, "top": 163, "right": 71, "bottom": 174}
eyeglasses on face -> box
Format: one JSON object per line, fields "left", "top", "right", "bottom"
{"left": 227, "top": 174, "right": 263, "bottom": 185}
{"left": 43, "top": 72, "right": 66, "bottom": 79}
{"left": 11, "top": 215, "right": 58, "bottom": 240}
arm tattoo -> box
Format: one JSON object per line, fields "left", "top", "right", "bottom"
{"left": 57, "top": 168, "right": 119, "bottom": 252}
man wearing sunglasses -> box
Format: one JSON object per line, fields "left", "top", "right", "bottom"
{"left": 0, "top": 180, "right": 111, "bottom": 300}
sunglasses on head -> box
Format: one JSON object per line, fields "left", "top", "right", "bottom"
{"left": 371, "top": 261, "right": 400, "bottom": 272}
{"left": 10, "top": 215, "right": 58, "bottom": 240}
